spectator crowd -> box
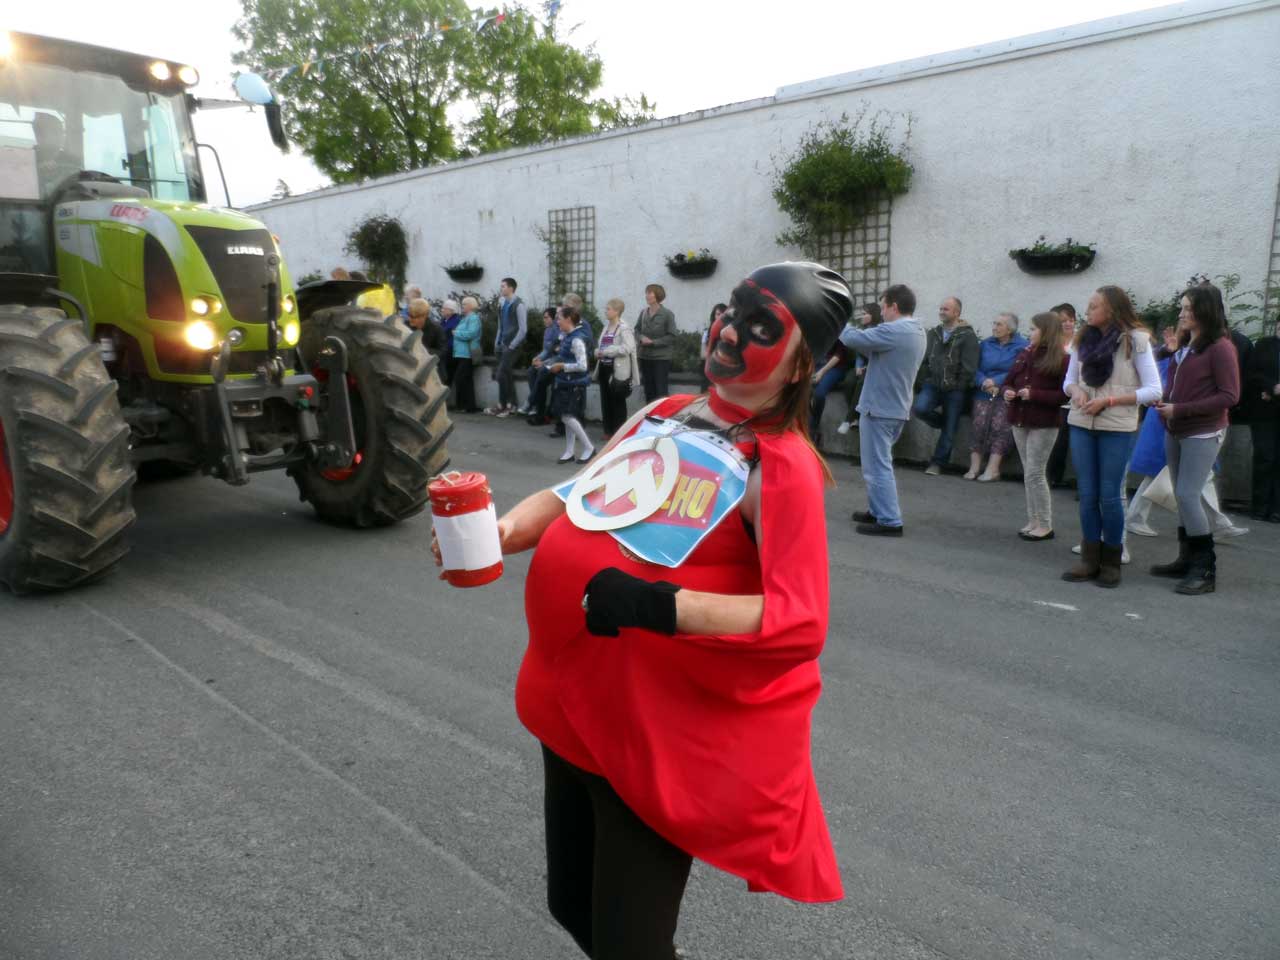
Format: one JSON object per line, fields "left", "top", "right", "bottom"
{"left": 836, "top": 278, "right": 1273, "bottom": 598}
{"left": 335, "top": 261, "right": 1278, "bottom": 599}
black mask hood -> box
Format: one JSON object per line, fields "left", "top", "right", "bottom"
{"left": 741, "top": 261, "right": 854, "bottom": 359}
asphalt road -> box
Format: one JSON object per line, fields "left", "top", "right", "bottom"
{"left": 2, "top": 413, "right": 1278, "bottom": 960}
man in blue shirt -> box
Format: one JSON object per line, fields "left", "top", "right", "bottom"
{"left": 840, "top": 284, "right": 928, "bottom": 536}
{"left": 523, "top": 307, "right": 561, "bottom": 425}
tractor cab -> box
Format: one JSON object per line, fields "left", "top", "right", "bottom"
{"left": 0, "top": 32, "right": 210, "bottom": 277}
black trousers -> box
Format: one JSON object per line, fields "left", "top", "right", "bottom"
{"left": 1047, "top": 407, "right": 1071, "bottom": 485}
{"left": 452, "top": 357, "right": 478, "bottom": 412}
{"left": 1251, "top": 418, "right": 1280, "bottom": 515}
{"left": 529, "top": 367, "right": 555, "bottom": 418}
{"left": 639, "top": 358, "right": 671, "bottom": 404}
{"left": 598, "top": 364, "right": 629, "bottom": 437}
{"left": 541, "top": 745, "right": 692, "bottom": 960}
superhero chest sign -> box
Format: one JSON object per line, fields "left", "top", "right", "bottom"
{"left": 553, "top": 417, "right": 751, "bottom": 568}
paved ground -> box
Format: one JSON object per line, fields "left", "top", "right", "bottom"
{"left": 2, "top": 412, "right": 1278, "bottom": 960}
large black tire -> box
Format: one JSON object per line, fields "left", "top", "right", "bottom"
{"left": 290, "top": 306, "right": 451, "bottom": 527}
{"left": 0, "top": 304, "right": 136, "bottom": 594}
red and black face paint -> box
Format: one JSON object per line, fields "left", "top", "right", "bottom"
{"left": 705, "top": 280, "right": 798, "bottom": 384}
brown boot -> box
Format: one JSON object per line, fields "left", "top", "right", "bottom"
{"left": 1062, "top": 540, "right": 1101, "bottom": 581}
{"left": 1096, "top": 542, "right": 1123, "bottom": 588}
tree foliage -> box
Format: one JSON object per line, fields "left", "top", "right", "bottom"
{"left": 460, "top": 5, "right": 653, "bottom": 156}
{"left": 233, "top": 0, "right": 654, "bottom": 183}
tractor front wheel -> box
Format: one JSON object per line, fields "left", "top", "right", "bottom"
{"left": 0, "top": 304, "right": 136, "bottom": 594}
{"left": 290, "top": 306, "right": 451, "bottom": 527}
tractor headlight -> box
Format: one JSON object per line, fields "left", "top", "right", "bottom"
{"left": 281, "top": 295, "right": 295, "bottom": 314}
{"left": 282, "top": 319, "right": 300, "bottom": 346}
{"left": 184, "top": 321, "right": 218, "bottom": 351}
{"left": 177, "top": 65, "right": 200, "bottom": 86}
{"left": 149, "top": 61, "right": 172, "bottom": 82}
{"left": 190, "top": 295, "right": 221, "bottom": 317}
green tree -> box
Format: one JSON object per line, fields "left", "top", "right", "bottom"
{"left": 460, "top": 5, "right": 653, "bottom": 155}
{"left": 234, "top": 0, "right": 654, "bottom": 183}
{"left": 234, "top": 0, "right": 471, "bottom": 182}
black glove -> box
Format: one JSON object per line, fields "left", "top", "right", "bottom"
{"left": 582, "top": 567, "right": 681, "bottom": 637}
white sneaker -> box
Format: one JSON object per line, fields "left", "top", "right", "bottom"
{"left": 1215, "top": 523, "right": 1249, "bottom": 539}
{"left": 1125, "top": 520, "right": 1158, "bottom": 537}
{"left": 1071, "top": 543, "right": 1081, "bottom": 555}
{"left": 836, "top": 421, "right": 852, "bottom": 435}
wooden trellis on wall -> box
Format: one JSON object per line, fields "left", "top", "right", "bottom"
{"left": 546, "top": 206, "right": 596, "bottom": 306}
{"left": 813, "top": 194, "right": 893, "bottom": 308}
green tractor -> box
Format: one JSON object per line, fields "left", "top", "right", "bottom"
{"left": 0, "top": 32, "right": 451, "bottom": 593}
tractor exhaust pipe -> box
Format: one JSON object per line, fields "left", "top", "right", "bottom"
{"left": 265, "top": 252, "right": 281, "bottom": 358}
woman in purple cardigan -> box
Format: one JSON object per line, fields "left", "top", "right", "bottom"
{"left": 1149, "top": 284, "right": 1240, "bottom": 595}
{"left": 1002, "top": 312, "right": 1069, "bottom": 541}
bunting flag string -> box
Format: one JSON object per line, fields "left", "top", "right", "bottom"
{"left": 258, "top": 6, "right": 528, "bottom": 82}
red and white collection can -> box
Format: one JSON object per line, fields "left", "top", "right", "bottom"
{"left": 428, "top": 471, "right": 504, "bottom": 588}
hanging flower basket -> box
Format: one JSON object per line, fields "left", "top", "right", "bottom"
{"left": 665, "top": 248, "right": 718, "bottom": 279}
{"left": 444, "top": 262, "right": 484, "bottom": 284}
{"left": 1009, "top": 237, "right": 1096, "bottom": 275}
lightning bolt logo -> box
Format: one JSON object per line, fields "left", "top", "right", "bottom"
{"left": 565, "top": 435, "right": 681, "bottom": 533}
{"left": 583, "top": 457, "right": 659, "bottom": 507}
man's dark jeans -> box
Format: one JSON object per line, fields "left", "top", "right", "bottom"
{"left": 496, "top": 348, "right": 519, "bottom": 408}
{"left": 913, "top": 383, "right": 967, "bottom": 467}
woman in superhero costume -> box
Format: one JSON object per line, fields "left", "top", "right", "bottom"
{"left": 441, "top": 262, "right": 851, "bottom": 958}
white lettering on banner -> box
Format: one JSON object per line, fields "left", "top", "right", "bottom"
{"left": 566, "top": 436, "right": 680, "bottom": 532}
{"left": 432, "top": 504, "right": 502, "bottom": 571}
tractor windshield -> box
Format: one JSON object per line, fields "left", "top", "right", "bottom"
{"left": 0, "top": 57, "right": 204, "bottom": 205}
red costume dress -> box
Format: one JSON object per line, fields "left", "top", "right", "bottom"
{"left": 516, "top": 394, "right": 843, "bottom": 902}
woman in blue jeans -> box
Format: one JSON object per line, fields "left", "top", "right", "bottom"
{"left": 1061, "top": 286, "right": 1162, "bottom": 587}
{"left": 808, "top": 339, "right": 851, "bottom": 443}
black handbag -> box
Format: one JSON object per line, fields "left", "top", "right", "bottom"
{"left": 609, "top": 373, "right": 633, "bottom": 399}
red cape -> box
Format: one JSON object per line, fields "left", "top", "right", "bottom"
{"left": 516, "top": 395, "right": 842, "bottom": 902}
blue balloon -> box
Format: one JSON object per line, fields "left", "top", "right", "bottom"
{"left": 234, "top": 72, "right": 275, "bottom": 106}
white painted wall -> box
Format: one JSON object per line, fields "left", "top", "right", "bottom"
{"left": 251, "top": 2, "right": 1280, "bottom": 339}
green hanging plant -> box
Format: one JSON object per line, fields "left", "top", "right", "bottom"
{"left": 344, "top": 214, "right": 408, "bottom": 295}
{"left": 772, "top": 109, "right": 914, "bottom": 256}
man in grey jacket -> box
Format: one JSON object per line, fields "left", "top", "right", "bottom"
{"left": 488, "top": 277, "right": 527, "bottom": 416}
{"left": 914, "top": 296, "right": 979, "bottom": 475}
{"left": 841, "top": 284, "right": 928, "bottom": 536}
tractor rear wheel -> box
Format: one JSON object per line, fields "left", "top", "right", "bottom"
{"left": 0, "top": 304, "right": 136, "bottom": 594}
{"left": 290, "top": 306, "right": 451, "bottom": 527}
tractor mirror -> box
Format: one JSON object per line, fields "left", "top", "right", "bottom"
{"left": 264, "top": 103, "right": 289, "bottom": 152}
{"left": 234, "top": 72, "right": 275, "bottom": 106}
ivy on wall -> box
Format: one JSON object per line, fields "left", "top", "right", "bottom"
{"left": 772, "top": 108, "right": 914, "bottom": 257}
{"left": 344, "top": 214, "right": 409, "bottom": 295}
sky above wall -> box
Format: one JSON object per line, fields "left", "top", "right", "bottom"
{"left": 10, "top": 0, "right": 1172, "bottom": 206}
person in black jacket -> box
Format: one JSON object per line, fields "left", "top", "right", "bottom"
{"left": 1244, "top": 332, "right": 1280, "bottom": 521}
{"left": 1229, "top": 325, "right": 1254, "bottom": 425}
{"left": 406, "top": 297, "right": 445, "bottom": 357}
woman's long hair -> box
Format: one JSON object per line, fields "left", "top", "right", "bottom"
{"left": 1031, "top": 311, "right": 1068, "bottom": 376}
{"left": 1074, "top": 285, "right": 1147, "bottom": 357}
{"left": 747, "top": 338, "right": 835, "bottom": 485}
{"left": 1181, "top": 283, "right": 1227, "bottom": 348}
{"left": 861, "top": 302, "right": 883, "bottom": 326}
